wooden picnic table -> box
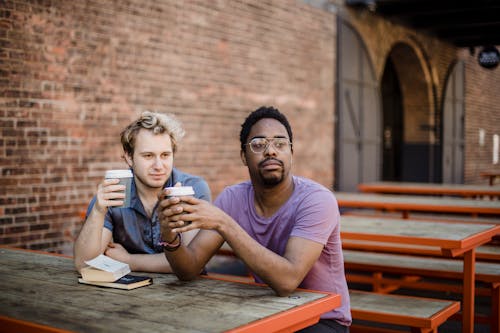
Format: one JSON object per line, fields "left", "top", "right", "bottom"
{"left": 480, "top": 171, "right": 500, "bottom": 186}
{"left": 0, "top": 247, "right": 341, "bottom": 333}
{"left": 339, "top": 215, "right": 500, "bottom": 333}
{"left": 358, "top": 181, "right": 500, "bottom": 198}
{"left": 335, "top": 191, "right": 500, "bottom": 218}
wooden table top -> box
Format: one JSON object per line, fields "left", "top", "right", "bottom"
{"left": 0, "top": 248, "right": 340, "bottom": 333}
{"left": 335, "top": 191, "right": 500, "bottom": 215}
{"left": 358, "top": 181, "right": 500, "bottom": 197}
{"left": 340, "top": 215, "right": 500, "bottom": 252}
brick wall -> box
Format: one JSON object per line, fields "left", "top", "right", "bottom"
{"left": 464, "top": 49, "right": 500, "bottom": 183}
{"left": 0, "top": 0, "right": 336, "bottom": 253}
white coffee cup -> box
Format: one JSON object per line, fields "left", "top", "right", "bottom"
{"left": 105, "top": 169, "right": 133, "bottom": 208}
{"left": 164, "top": 186, "right": 195, "bottom": 198}
{"left": 164, "top": 186, "right": 195, "bottom": 224}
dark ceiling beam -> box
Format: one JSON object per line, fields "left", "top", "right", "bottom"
{"left": 432, "top": 23, "right": 500, "bottom": 37}
{"left": 454, "top": 38, "right": 500, "bottom": 48}
{"left": 361, "top": 0, "right": 500, "bottom": 13}
{"left": 345, "top": 0, "right": 500, "bottom": 47}
{"left": 408, "top": 13, "right": 500, "bottom": 29}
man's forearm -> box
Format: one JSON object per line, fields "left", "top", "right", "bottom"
{"left": 73, "top": 206, "right": 107, "bottom": 271}
{"left": 128, "top": 253, "right": 173, "bottom": 273}
{"left": 219, "top": 220, "right": 304, "bottom": 296}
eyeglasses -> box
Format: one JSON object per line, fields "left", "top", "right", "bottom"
{"left": 245, "top": 137, "right": 292, "bottom": 154}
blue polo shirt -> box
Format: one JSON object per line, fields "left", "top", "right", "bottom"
{"left": 86, "top": 168, "right": 211, "bottom": 254}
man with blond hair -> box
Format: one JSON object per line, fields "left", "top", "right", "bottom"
{"left": 74, "top": 111, "right": 210, "bottom": 273}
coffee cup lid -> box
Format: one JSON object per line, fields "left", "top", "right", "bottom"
{"left": 105, "top": 169, "right": 133, "bottom": 178}
{"left": 165, "top": 186, "right": 195, "bottom": 196}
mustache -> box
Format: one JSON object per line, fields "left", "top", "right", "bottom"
{"left": 258, "top": 158, "right": 283, "bottom": 168}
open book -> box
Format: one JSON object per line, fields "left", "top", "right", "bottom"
{"left": 78, "top": 254, "right": 153, "bottom": 290}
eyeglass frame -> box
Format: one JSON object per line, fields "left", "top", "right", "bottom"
{"left": 244, "top": 137, "right": 293, "bottom": 154}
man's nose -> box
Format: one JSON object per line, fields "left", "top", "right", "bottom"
{"left": 264, "top": 142, "right": 278, "bottom": 156}
{"left": 152, "top": 157, "right": 162, "bottom": 167}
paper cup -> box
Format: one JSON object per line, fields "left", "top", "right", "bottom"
{"left": 105, "top": 169, "right": 133, "bottom": 208}
{"left": 164, "top": 186, "right": 195, "bottom": 198}
{"left": 164, "top": 186, "right": 195, "bottom": 224}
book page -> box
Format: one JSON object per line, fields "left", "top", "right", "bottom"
{"left": 84, "top": 254, "right": 129, "bottom": 273}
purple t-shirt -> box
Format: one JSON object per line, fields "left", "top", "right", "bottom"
{"left": 214, "top": 176, "right": 351, "bottom": 326}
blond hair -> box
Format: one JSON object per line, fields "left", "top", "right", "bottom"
{"left": 120, "top": 111, "right": 185, "bottom": 155}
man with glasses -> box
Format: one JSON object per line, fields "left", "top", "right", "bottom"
{"left": 158, "top": 106, "right": 351, "bottom": 332}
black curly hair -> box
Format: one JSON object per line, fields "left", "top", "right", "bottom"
{"left": 239, "top": 106, "right": 293, "bottom": 152}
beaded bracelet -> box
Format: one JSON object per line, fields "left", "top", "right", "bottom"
{"left": 159, "top": 233, "right": 182, "bottom": 252}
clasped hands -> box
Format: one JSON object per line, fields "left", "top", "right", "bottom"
{"left": 157, "top": 188, "right": 228, "bottom": 238}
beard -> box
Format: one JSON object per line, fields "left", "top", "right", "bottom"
{"left": 261, "top": 172, "right": 284, "bottom": 187}
{"left": 257, "top": 158, "right": 285, "bottom": 187}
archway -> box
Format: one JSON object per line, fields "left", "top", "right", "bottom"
{"left": 381, "top": 43, "right": 437, "bottom": 182}
{"left": 381, "top": 57, "right": 403, "bottom": 181}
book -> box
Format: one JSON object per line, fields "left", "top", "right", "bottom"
{"left": 81, "top": 254, "right": 131, "bottom": 282}
{"left": 78, "top": 275, "right": 152, "bottom": 290}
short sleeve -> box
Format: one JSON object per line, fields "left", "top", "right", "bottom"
{"left": 290, "top": 189, "right": 339, "bottom": 245}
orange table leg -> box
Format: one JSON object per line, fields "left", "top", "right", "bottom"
{"left": 462, "top": 249, "right": 476, "bottom": 333}
{"left": 492, "top": 284, "right": 499, "bottom": 333}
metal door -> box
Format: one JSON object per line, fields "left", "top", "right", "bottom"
{"left": 336, "top": 20, "right": 381, "bottom": 192}
{"left": 442, "top": 61, "right": 465, "bottom": 183}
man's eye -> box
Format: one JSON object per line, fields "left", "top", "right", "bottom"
{"left": 252, "top": 142, "right": 266, "bottom": 149}
{"left": 276, "top": 139, "right": 289, "bottom": 147}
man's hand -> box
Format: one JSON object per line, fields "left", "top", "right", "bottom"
{"left": 158, "top": 195, "right": 231, "bottom": 234}
{"left": 104, "top": 242, "right": 131, "bottom": 263}
{"left": 94, "top": 178, "right": 126, "bottom": 214}
{"left": 157, "top": 186, "right": 184, "bottom": 242}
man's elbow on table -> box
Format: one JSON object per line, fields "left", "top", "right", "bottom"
{"left": 74, "top": 259, "right": 86, "bottom": 274}
{"left": 270, "top": 277, "right": 302, "bottom": 297}
{"left": 174, "top": 272, "right": 198, "bottom": 281}
{"left": 171, "top": 265, "right": 206, "bottom": 282}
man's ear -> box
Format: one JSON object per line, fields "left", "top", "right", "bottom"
{"left": 124, "top": 152, "right": 133, "bottom": 167}
{"left": 240, "top": 150, "right": 247, "bottom": 166}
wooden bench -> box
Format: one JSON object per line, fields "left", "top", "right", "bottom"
{"left": 358, "top": 181, "right": 500, "bottom": 199}
{"left": 342, "top": 209, "right": 500, "bottom": 225}
{"left": 343, "top": 239, "right": 500, "bottom": 262}
{"left": 349, "top": 290, "right": 460, "bottom": 333}
{"left": 343, "top": 250, "right": 500, "bottom": 331}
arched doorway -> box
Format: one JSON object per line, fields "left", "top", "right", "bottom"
{"left": 336, "top": 20, "right": 381, "bottom": 192}
{"left": 381, "top": 43, "right": 438, "bottom": 182}
{"left": 381, "top": 57, "right": 403, "bottom": 181}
